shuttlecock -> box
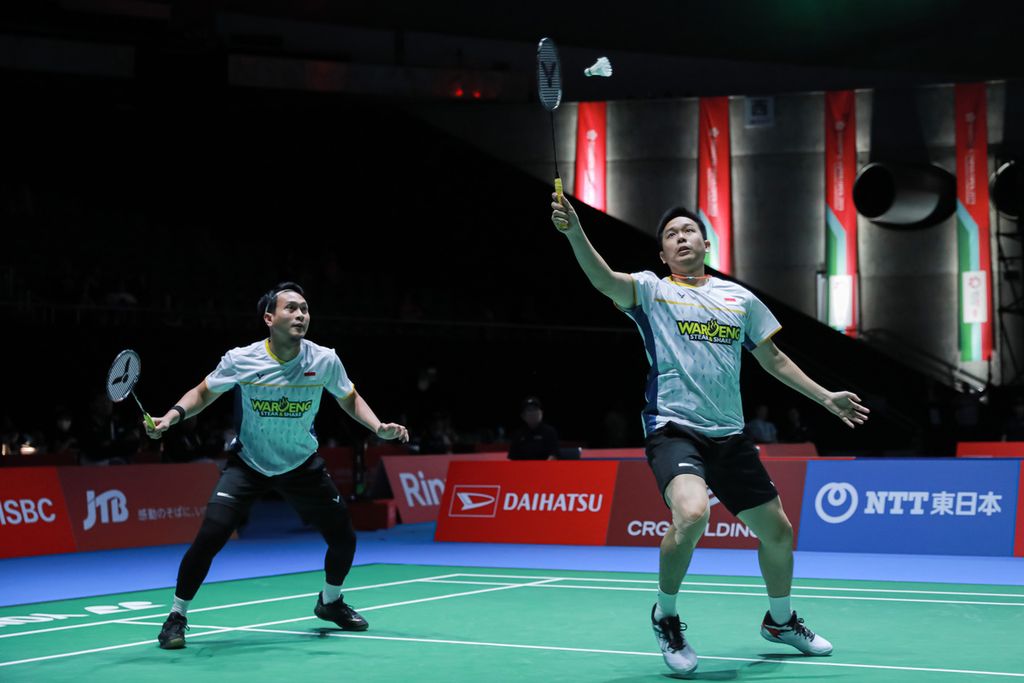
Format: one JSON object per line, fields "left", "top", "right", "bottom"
{"left": 584, "top": 56, "right": 613, "bottom": 78}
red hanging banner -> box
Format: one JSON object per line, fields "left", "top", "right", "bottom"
{"left": 698, "top": 97, "right": 732, "bottom": 274}
{"left": 825, "top": 90, "right": 858, "bottom": 336}
{"left": 574, "top": 101, "right": 607, "bottom": 211}
{"left": 955, "top": 83, "right": 993, "bottom": 362}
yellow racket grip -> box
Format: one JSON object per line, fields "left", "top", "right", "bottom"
{"left": 144, "top": 413, "right": 156, "bottom": 430}
{"left": 554, "top": 177, "right": 563, "bottom": 203}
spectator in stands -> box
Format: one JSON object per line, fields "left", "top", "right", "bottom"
{"left": 603, "top": 400, "right": 632, "bottom": 448}
{"left": 745, "top": 404, "right": 778, "bottom": 444}
{"left": 778, "top": 407, "right": 811, "bottom": 443}
{"left": 76, "top": 392, "right": 140, "bottom": 465}
{"left": 1002, "top": 396, "right": 1024, "bottom": 441}
{"left": 419, "top": 410, "right": 457, "bottom": 454}
{"left": 0, "top": 415, "right": 20, "bottom": 456}
{"left": 508, "top": 396, "right": 560, "bottom": 460}
{"left": 407, "top": 365, "right": 445, "bottom": 436}
{"left": 48, "top": 408, "right": 78, "bottom": 453}
{"left": 161, "top": 416, "right": 208, "bottom": 463}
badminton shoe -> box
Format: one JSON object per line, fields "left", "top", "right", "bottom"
{"left": 760, "top": 611, "right": 833, "bottom": 655}
{"left": 314, "top": 592, "right": 368, "bottom": 631}
{"left": 651, "top": 604, "right": 698, "bottom": 674}
{"left": 157, "top": 612, "right": 188, "bottom": 649}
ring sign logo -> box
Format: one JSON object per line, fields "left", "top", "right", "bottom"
{"left": 815, "top": 482, "right": 858, "bottom": 524}
{"left": 799, "top": 460, "right": 1019, "bottom": 556}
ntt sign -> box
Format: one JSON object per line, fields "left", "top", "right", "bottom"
{"left": 798, "top": 460, "right": 1020, "bottom": 556}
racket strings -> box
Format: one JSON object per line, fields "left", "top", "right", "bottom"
{"left": 106, "top": 351, "right": 141, "bottom": 401}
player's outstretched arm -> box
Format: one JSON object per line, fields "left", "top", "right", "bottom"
{"left": 336, "top": 390, "right": 409, "bottom": 443}
{"left": 551, "top": 193, "right": 635, "bottom": 309}
{"left": 751, "top": 340, "right": 870, "bottom": 429}
{"left": 145, "top": 379, "right": 225, "bottom": 439}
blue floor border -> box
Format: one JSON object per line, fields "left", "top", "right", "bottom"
{"left": 3, "top": 519, "right": 1023, "bottom": 607}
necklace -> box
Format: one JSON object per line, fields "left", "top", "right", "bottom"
{"left": 670, "top": 273, "right": 711, "bottom": 282}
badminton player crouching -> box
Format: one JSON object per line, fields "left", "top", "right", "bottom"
{"left": 144, "top": 282, "right": 408, "bottom": 649}
{"left": 550, "top": 196, "right": 869, "bottom": 675}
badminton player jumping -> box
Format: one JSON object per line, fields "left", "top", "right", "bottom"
{"left": 550, "top": 196, "right": 868, "bottom": 675}
{"left": 143, "top": 282, "right": 408, "bottom": 649}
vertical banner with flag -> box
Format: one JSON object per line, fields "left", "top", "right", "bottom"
{"left": 698, "top": 97, "right": 732, "bottom": 274}
{"left": 825, "top": 91, "right": 858, "bottom": 336}
{"left": 955, "top": 83, "right": 993, "bottom": 361}
{"left": 574, "top": 101, "right": 606, "bottom": 211}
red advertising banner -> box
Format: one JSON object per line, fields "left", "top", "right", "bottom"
{"left": 58, "top": 463, "right": 222, "bottom": 552}
{"left": 758, "top": 443, "right": 819, "bottom": 458}
{"left": 825, "top": 90, "right": 858, "bottom": 336}
{"left": 955, "top": 82, "right": 993, "bottom": 361}
{"left": 957, "top": 442, "right": 1024, "bottom": 458}
{"left": 1016, "top": 462, "right": 1024, "bottom": 557}
{"left": 574, "top": 101, "right": 606, "bottom": 211}
{"left": 580, "top": 447, "right": 645, "bottom": 459}
{"left": 698, "top": 97, "right": 732, "bottom": 274}
{"left": 578, "top": 444, "right": 819, "bottom": 459}
{"left": 435, "top": 461, "right": 620, "bottom": 545}
{"left": 320, "top": 447, "right": 355, "bottom": 497}
{"left": 605, "top": 460, "right": 809, "bottom": 549}
{"left": 382, "top": 453, "right": 508, "bottom": 524}
{"left": 0, "top": 467, "right": 76, "bottom": 559}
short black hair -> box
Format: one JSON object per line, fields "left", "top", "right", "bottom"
{"left": 657, "top": 207, "right": 707, "bottom": 241}
{"left": 258, "top": 282, "right": 306, "bottom": 320}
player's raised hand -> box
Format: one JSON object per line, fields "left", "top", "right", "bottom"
{"left": 551, "top": 192, "right": 581, "bottom": 233}
{"left": 376, "top": 422, "right": 410, "bottom": 444}
{"left": 822, "top": 391, "right": 870, "bottom": 429}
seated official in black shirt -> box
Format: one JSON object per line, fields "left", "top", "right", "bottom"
{"left": 508, "top": 396, "right": 560, "bottom": 460}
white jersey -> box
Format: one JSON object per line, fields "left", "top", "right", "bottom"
{"left": 206, "top": 339, "right": 355, "bottom": 476}
{"left": 621, "top": 272, "right": 780, "bottom": 437}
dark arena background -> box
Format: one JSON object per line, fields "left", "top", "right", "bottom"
{"left": 2, "top": 2, "right": 1024, "bottom": 681}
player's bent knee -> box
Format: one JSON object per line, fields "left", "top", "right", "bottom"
{"left": 760, "top": 517, "right": 794, "bottom": 547}
{"left": 671, "top": 502, "right": 709, "bottom": 531}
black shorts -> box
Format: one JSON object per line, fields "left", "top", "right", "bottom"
{"left": 645, "top": 422, "right": 778, "bottom": 515}
{"left": 208, "top": 453, "right": 347, "bottom": 524}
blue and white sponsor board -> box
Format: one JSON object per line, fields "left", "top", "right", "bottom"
{"left": 798, "top": 459, "right": 1019, "bottom": 556}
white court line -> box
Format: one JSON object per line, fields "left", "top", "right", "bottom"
{"left": 447, "top": 573, "right": 1024, "bottom": 598}
{"left": 538, "top": 585, "right": 1024, "bottom": 607}
{"left": 227, "top": 627, "right": 1024, "bottom": 679}
{"left": 0, "top": 577, "right": 560, "bottom": 668}
{"left": 423, "top": 579, "right": 521, "bottom": 587}
{"left": 425, "top": 577, "right": 1024, "bottom": 607}
{"left": 0, "top": 573, "right": 460, "bottom": 640}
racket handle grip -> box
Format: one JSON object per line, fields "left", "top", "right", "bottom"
{"left": 554, "top": 177, "right": 563, "bottom": 202}
{"left": 144, "top": 413, "right": 156, "bottom": 430}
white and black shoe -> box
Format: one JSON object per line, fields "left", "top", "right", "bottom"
{"left": 651, "top": 604, "right": 698, "bottom": 675}
{"left": 760, "top": 611, "right": 833, "bottom": 655}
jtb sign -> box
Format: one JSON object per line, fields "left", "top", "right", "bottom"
{"left": 799, "top": 460, "right": 1019, "bottom": 556}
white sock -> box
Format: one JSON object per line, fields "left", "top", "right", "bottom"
{"left": 323, "top": 583, "right": 342, "bottom": 604}
{"left": 171, "top": 596, "right": 190, "bottom": 616}
{"left": 655, "top": 590, "right": 678, "bottom": 619}
{"left": 768, "top": 595, "right": 792, "bottom": 625}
